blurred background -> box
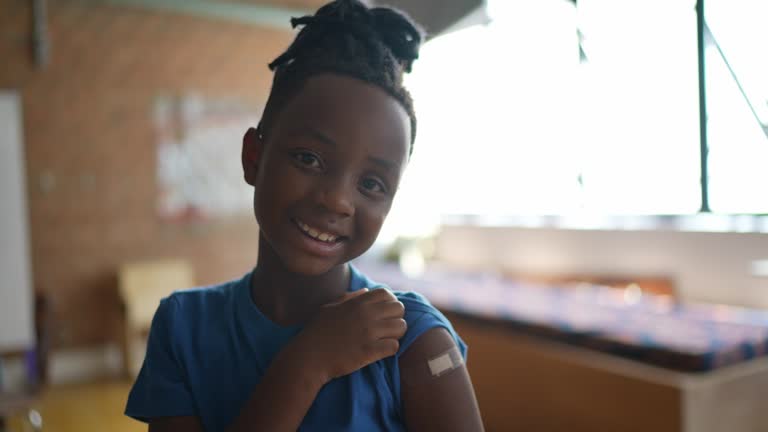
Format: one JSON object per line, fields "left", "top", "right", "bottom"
{"left": 1, "top": 0, "right": 766, "bottom": 431}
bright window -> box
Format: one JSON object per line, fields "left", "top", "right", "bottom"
{"left": 384, "top": 0, "right": 766, "bottom": 238}
{"left": 706, "top": 0, "right": 768, "bottom": 213}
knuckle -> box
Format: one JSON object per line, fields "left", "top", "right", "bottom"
{"left": 374, "top": 288, "right": 394, "bottom": 300}
{"left": 395, "top": 301, "right": 405, "bottom": 314}
{"left": 386, "top": 339, "right": 400, "bottom": 355}
{"left": 398, "top": 318, "right": 408, "bottom": 333}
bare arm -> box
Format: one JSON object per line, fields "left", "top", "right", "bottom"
{"left": 400, "top": 327, "right": 484, "bottom": 431}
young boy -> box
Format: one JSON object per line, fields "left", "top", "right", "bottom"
{"left": 126, "top": 1, "right": 483, "bottom": 430}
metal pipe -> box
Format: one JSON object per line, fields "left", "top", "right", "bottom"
{"left": 696, "top": 0, "right": 710, "bottom": 212}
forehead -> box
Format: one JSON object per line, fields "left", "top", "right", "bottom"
{"left": 271, "top": 74, "right": 411, "bottom": 164}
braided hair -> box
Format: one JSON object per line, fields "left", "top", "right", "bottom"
{"left": 261, "top": 0, "right": 425, "bottom": 153}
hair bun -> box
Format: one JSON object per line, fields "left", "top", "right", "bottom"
{"left": 370, "top": 7, "right": 424, "bottom": 72}
{"left": 275, "top": 0, "right": 424, "bottom": 73}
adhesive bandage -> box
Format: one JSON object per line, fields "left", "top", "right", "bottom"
{"left": 427, "top": 346, "right": 464, "bottom": 378}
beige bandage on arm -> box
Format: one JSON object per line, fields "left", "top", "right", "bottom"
{"left": 427, "top": 346, "right": 464, "bottom": 378}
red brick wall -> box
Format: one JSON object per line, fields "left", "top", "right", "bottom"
{"left": 1, "top": 0, "right": 291, "bottom": 348}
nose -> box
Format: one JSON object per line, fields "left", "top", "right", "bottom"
{"left": 314, "top": 176, "right": 355, "bottom": 218}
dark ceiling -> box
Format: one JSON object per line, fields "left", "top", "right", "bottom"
{"left": 216, "top": 0, "right": 488, "bottom": 36}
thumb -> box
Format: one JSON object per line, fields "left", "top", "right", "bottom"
{"left": 327, "top": 288, "right": 368, "bottom": 306}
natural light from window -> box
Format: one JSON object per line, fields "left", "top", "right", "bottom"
{"left": 382, "top": 0, "right": 766, "bottom": 239}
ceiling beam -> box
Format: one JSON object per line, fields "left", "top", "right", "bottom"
{"left": 373, "top": 0, "right": 488, "bottom": 37}
{"left": 101, "top": 0, "right": 489, "bottom": 38}
{"left": 104, "top": 0, "right": 311, "bottom": 30}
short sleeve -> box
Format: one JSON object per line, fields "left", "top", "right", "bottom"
{"left": 396, "top": 291, "right": 467, "bottom": 359}
{"left": 125, "top": 296, "right": 196, "bottom": 422}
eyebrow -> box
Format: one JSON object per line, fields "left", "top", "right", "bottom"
{"left": 368, "top": 156, "right": 399, "bottom": 172}
{"left": 299, "top": 127, "right": 337, "bottom": 147}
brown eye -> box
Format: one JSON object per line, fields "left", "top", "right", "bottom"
{"left": 292, "top": 151, "right": 322, "bottom": 169}
{"left": 360, "top": 177, "right": 386, "bottom": 194}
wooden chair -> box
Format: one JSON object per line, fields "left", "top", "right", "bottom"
{"left": 118, "top": 259, "right": 195, "bottom": 378}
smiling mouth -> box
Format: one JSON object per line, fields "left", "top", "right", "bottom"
{"left": 293, "top": 219, "right": 344, "bottom": 244}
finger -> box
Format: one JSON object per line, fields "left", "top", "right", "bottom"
{"left": 367, "top": 300, "right": 405, "bottom": 320}
{"left": 370, "top": 318, "right": 408, "bottom": 340}
{"left": 365, "top": 338, "right": 400, "bottom": 361}
{"left": 326, "top": 288, "right": 368, "bottom": 306}
{"left": 359, "top": 287, "right": 397, "bottom": 304}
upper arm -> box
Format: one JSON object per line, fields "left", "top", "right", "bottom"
{"left": 399, "top": 327, "right": 484, "bottom": 432}
{"left": 149, "top": 416, "right": 204, "bottom": 432}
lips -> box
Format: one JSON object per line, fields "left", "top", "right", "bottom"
{"left": 292, "top": 218, "right": 346, "bottom": 244}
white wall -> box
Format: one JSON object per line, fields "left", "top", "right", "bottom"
{"left": 436, "top": 225, "right": 768, "bottom": 309}
{"left": 0, "top": 90, "right": 34, "bottom": 352}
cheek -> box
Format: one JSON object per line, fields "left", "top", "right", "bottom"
{"left": 253, "top": 169, "right": 289, "bottom": 225}
{"left": 256, "top": 161, "right": 303, "bottom": 204}
{"left": 357, "top": 203, "right": 390, "bottom": 238}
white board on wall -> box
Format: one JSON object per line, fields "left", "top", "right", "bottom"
{"left": 0, "top": 90, "right": 34, "bottom": 352}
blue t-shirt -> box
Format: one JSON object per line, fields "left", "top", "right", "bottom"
{"left": 125, "top": 264, "right": 466, "bottom": 431}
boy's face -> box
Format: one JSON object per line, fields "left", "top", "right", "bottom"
{"left": 243, "top": 74, "right": 411, "bottom": 276}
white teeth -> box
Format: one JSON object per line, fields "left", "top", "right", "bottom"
{"left": 296, "top": 220, "right": 338, "bottom": 243}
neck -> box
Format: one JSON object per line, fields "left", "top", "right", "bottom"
{"left": 250, "top": 235, "right": 351, "bottom": 326}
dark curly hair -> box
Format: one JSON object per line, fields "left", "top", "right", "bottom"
{"left": 260, "top": 0, "right": 425, "bottom": 153}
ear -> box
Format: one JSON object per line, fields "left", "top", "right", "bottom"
{"left": 242, "top": 124, "right": 265, "bottom": 186}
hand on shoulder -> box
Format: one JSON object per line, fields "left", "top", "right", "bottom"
{"left": 287, "top": 288, "right": 408, "bottom": 384}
